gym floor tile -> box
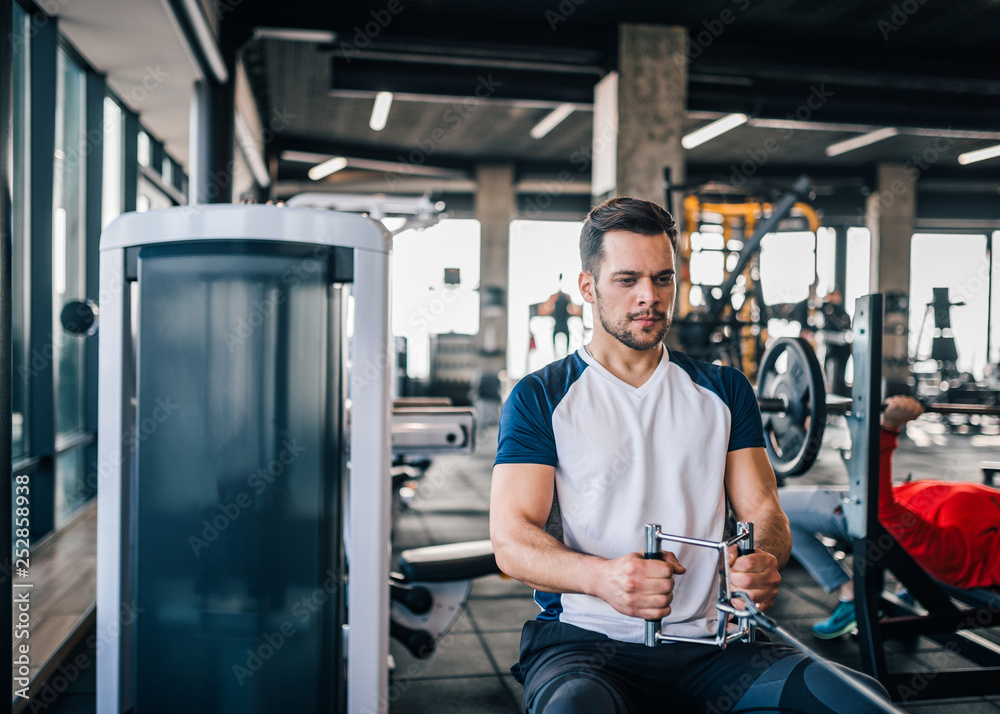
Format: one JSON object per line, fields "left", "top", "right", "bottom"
{"left": 501, "top": 675, "right": 525, "bottom": 707}
{"left": 470, "top": 574, "right": 534, "bottom": 599}
{"left": 389, "top": 632, "right": 497, "bottom": 679}
{"left": 416, "top": 513, "right": 493, "bottom": 536}
{"left": 770, "top": 587, "right": 834, "bottom": 617}
{"left": 392, "top": 530, "right": 434, "bottom": 551}
{"left": 445, "top": 609, "right": 475, "bottom": 634}
{"left": 465, "top": 598, "right": 541, "bottom": 633}
{"left": 388, "top": 675, "right": 521, "bottom": 713}
{"left": 481, "top": 631, "right": 523, "bottom": 674}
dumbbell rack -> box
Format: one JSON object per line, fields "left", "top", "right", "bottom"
{"left": 846, "top": 294, "right": 1000, "bottom": 702}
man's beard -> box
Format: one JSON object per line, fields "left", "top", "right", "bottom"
{"left": 594, "top": 285, "right": 671, "bottom": 351}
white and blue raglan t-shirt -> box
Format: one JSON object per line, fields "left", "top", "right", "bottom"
{"left": 495, "top": 347, "right": 765, "bottom": 643}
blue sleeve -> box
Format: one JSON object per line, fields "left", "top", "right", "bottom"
{"left": 723, "top": 367, "right": 766, "bottom": 452}
{"left": 494, "top": 376, "right": 558, "bottom": 466}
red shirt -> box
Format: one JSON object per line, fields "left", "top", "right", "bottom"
{"left": 879, "top": 429, "right": 1000, "bottom": 589}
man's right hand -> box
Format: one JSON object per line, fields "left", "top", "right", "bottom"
{"left": 882, "top": 395, "right": 923, "bottom": 431}
{"left": 594, "top": 551, "right": 687, "bottom": 621}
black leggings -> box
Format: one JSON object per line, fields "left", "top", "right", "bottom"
{"left": 528, "top": 652, "right": 889, "bottom": 714}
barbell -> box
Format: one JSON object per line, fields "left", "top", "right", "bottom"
{"left": 755, "top": 337, "right": 1000, "bottom": 477}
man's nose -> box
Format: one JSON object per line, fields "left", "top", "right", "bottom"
{"left": 636, "top": 278, "right": 660, "bottom": 305}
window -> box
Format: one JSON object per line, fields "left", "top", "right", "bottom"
{"left": 508, "top": 220, "right": 590, "bottom": 377}
{"left": 909, "top": 233, "right": 989, "bottom": 378}
{"left": 759, "top": 231, "right": 816, "bottom": 306}
{"left": 53, "top": 48, "right": 88, "bottom": 438}
{"left": 815, "top": 226, "right": 837, "bottom": 298}
{"left": 11, "top": 4, "right": 30, "bottom": 459}
{"left": 162, "top": 154, "right": 173, "bottom": 188}
{"left": 844, "top": 227, "right": 871, "bottom": 319}
{"left": 102, "top": 96, "right": 124, "bottom": 228}
{"left": 390, "top": 219, "right": 481, "bottom": 379}
{"left": 137, "top": 129, "right": 151, "bottom": 166}
{"left": 137, "top": 176, "right": 173, "bottom": 212}
{"left": 55, "top": 449, "right": 87, "bottom": 529}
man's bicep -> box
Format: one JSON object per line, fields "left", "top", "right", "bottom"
{"left": 724, "top": 447, "right": 781, "bottom": 518}
{"left": 490, "top": 462, "right": 556, "bottom": 531}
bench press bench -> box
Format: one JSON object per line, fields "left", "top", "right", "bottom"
{"left": 845, "top": 295, "right": 1000, "bottom": 702}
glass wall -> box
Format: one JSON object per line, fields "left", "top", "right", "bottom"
{"left": 12, "top": 4, "right": 30, "bottom": 459}
{"left": 53, "top": 48, "right": 88, "bottom": 437}
{"left": 52, "top": 48, "right": 89, "bottom": 527}
{"left": 8, "top": 14, "right": 191, "bottom": 539}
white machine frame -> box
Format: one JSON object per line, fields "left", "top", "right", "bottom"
{"left": 97, "top": 204, "right": 392, "bottom": 713}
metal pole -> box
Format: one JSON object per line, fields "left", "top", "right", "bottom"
{"left": 1, "top": 0, "right": 15, "bottom": 705}
{"left": 987, "top": 233, "right": 993, "bottom": 367}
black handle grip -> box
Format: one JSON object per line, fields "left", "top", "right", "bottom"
{"left": 735, "top": 522, "right": 756, "bottom": 643}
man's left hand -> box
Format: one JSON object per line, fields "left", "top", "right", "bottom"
{"left": 727, "top": 547, "right": 781, "bottom": 611}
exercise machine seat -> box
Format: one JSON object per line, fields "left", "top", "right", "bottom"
{"left": 398, "top": 540, "right": 500, "bottom": 582}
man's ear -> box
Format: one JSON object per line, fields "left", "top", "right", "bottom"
{"left": 579, "top": 271, "right": 596, "bottom": 304}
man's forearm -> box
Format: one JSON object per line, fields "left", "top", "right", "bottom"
{"left": 742, "top": 503, "right": 791, "bottom": 570}
{"left": 492, "top": 520, "right": 605, "bottom": 595}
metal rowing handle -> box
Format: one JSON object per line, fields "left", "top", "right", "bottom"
{"left": 644, "top": 524, "right": 662, "bottom": 647}
{"left": 736, "top": 521, "right": 756, "bottom": 643}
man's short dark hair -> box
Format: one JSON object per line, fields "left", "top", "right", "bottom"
{"left": 580, "top": 197, "right": 679, "bottom": 279}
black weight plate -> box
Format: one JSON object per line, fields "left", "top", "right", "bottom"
{"left": 756, "top": 337, "right": 827, "bottom": 476}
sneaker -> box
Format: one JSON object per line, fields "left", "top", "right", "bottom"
{"left": 812, "top": 600, "right": 857, "bottom": 639}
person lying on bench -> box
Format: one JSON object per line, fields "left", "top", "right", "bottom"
{"left": 779, "top": 395, "right": 1000, "bottom": 639}
{"left": 491, "top": 196, "right": 890, "bottom": 713}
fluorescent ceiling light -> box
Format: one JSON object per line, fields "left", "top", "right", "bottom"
{"left": 530, "top": 103, "right": 575, "bottom": 139}
{"left": 253, "top": 28, "right": 337, "bottom": 43}
{"left": 958, "top": 144, "right": 1000, "bottom": 165}
{"left": 682, "top": 113, "right": 748, "bottom": 149}
{"left": 281, "top": 150, "right": 335, "bottom": 163}
{"left": 825, "top": 127, "right": 899, "bottom": 157}
{"left": 370, "top": 92, "right": 393, "bottom": 132}
{"left": 308, "top": 157, "right": 348, "bottom": 180}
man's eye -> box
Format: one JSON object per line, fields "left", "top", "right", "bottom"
{"left": 656, "top": 276, "right": 675, "bottom": 285}
{"left": 618, "top": 278, "right": 635, "bottom": 285}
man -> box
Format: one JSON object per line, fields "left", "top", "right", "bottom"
{"left": 491, "top": 197, "right": 889, "bottom": 712}
{"left": 781, "top": 395, "right": 1000, "bottom": 639}
{"left": 533, "top": 277, "right": 583, "bottom": 358}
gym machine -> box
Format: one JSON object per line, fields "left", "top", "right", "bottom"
{"left": 97, "top": 205, "right": 392, "bottom": 713}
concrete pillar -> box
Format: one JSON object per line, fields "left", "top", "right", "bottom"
{"left": 475, "top": 164, "right": 515, "bottom": 375}
{"left": 189, "top": 78, "right": 236, "bottom": 204}
{"left": 592, "top": 24, "right": 687, "bottom": 205}
{"left": 866, "top": 163, "right": 916, "bottom": 386}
